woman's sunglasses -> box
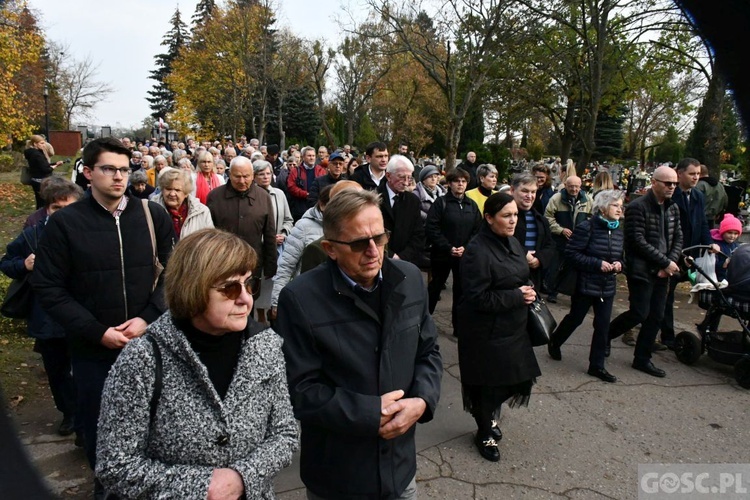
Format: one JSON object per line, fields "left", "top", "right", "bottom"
{"left": 212, "top": 276, "right": 261, "bottom": 300}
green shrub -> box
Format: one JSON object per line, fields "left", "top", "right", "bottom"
{"left": 0, "top": 152, "right": 24, "bottom": 173}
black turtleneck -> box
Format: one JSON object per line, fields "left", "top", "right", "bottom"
{"left": 176, "top": 318, "right": 243, "bottom": 399}
{"left": 478, "top": 185, "right": 494, "bottom": 197}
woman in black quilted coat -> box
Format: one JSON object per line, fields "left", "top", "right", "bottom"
{"left": 547, "top": 189, "right": 625, "bottom": 383}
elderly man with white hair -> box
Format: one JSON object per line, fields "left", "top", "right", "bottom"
{"left": 377, "top": 154, "right": 425, "bottom": 265}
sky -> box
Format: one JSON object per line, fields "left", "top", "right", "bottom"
{"left": 28, "top": 0, "right": 367, "bottom": 130}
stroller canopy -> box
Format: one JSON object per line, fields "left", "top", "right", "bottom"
{"left": 725, "top": 243, "right": 750, "bottom": 301}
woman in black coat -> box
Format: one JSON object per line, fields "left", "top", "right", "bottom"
{"left": 425, "top": 168, "right": 482, "bottom": 333}
{"left": 547, "top": 189, "right": 625, "bottom": 383}
{"left": 456, "top": 192, "right": 540, "bottom": 462}
{"left": 24, "top": 135, "right": 63, "bottom": 209}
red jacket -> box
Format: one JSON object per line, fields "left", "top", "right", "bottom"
{"left": 287, "top": 164, "right": 326, "bottom": 200}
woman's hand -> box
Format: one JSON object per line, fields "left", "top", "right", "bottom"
{"left": 600, "top": 261, "right": 613, "bottom": 272}
{"left": 24, "top": 253, "right": 35, "bottom": 271}
{"left": 519, "top": 285, "right": 536, "bottom": 304}
{"left": 207, "top": 468, "right": 244, "bottom": 500}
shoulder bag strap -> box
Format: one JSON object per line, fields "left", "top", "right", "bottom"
{"left": 141, "top": 199, "right": 157, "bottom": 260}
{"left": 141, "top": 199, "right": 164, "bottom": 291}
{"left": 22, "top": 227, "right": 38, "bottom": 253}
{"left": 144, "top": 335, "right": 162, "bottom": 424}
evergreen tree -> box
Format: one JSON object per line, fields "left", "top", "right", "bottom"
{"left": 593, "top": 104, "right": 626, "bottom": 162}
{"left": 147, "top": 7, "right": 188, "bottom": 120}
{"left": 458, "top": 98, "right": 485, "bottom": 154}
{"left": 191, "top": 0, "right": 216, "bottom": 29}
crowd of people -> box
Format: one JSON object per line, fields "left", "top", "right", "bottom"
{"left": 2, "top": 134, "right": 742, "bottom": 497}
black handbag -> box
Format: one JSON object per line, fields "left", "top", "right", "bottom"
{"left": 1, "top": 275, "right": 33, "bottom": 319}
{"left": 1, "top": 230, "right": 37, "bottom": 319}
{"left": 528, "top": 296, "right": 557, "bottom": 346}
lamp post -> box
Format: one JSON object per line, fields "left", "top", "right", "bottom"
{"left": 43, "top": 84, "right": 50, "bottom": 139}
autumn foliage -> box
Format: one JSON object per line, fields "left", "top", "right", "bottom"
{"left": 0, "top": 1, "right": 45, "bottom": 147}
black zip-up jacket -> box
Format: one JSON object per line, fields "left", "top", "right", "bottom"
{"left": 31, "top": 196, "right": 174, "bottom": 361}
{"left": 623, "top": 189, "right": 682, "bottom": 281}
{"left": 425, "top": 191, "right": 482, "bottom": 261}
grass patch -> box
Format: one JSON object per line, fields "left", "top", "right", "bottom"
{"left": 0, "top": 175, "right": 46, "bottom": 409}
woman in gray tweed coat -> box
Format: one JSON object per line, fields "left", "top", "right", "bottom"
{"left": 96, "top": 229, "right": 298, "bottom": 499}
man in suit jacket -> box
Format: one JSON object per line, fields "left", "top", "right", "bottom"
{"left": 659, "top": 158, "right": 718, "bottom": 348}
{"left": 378, "top": 154, "right": 425, "bottom": 265}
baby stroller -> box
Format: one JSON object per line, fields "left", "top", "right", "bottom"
{"left": 674, "top": 244, "right": 750, "bottom": 388}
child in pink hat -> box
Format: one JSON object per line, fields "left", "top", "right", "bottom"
{"left": 710, "top": 213, "right": 743, "bottom": 281}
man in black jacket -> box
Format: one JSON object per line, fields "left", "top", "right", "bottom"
{"left": 378, "top": 154, "right": 425, "bottom": 265}
{"left": 608, "top": 166, "right": 682, "bottom": 378}
{"left": 510, "top": 172, "right": 556, "bottom": 291}
{"left": 276, "top": 189, "right": 442, "bottom": 499}
{"left": 31, "top": 138, "right": 174, "bottom": 495}
{"left": 350, "top": 141, "right": 389, "bottom": 191}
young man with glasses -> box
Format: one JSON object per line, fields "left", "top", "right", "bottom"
{"left": 276, "top": 189, "right": 442, "bottom": 500}
{"left": 31, "top": 137, "right": 174, "bottom": 497}
{"left": 607, "top": 165, "right": 682, "bottom": 378}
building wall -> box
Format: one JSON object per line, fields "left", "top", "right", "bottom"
{"left": 49, "top": 131, "right": 82, "bottom": 157}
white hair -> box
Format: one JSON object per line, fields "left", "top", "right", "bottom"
{"left": 386, "top": 154, "right": 414, "bottom": 174}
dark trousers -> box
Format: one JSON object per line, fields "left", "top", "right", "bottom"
{"left": 545, "top": 248, "right": 563, "bottom": 295}
{"left": 608, "top": 276, "right": 669, "bottom": 363}
{"left": 660, "top": 274, "right": 685, "bottom": 343}
{"left": 34, "top": 338, "right": 76, "bottom": 418}
{"left": 428, "top": 257, "right": 462, "bottom": 328}
{"left": 71, "top": 357, "right": 115, "bottom": 469}
{"left": 550, "top": 294, "right": 614, "bottom": 370}
{"left": 30, "top": 180, "right": 44, "bottom": 209}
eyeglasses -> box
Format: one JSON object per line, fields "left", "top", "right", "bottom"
{"left": 653, "top": 179, "right": 678, "bottom": 188}
{"left": 327, "top": 230, "right": 391, "bottom": 252}
{"left": 212, "top": 276, "right": 261, "bottom": 300}
{"left": 96, "top": 165, "right": 132, "bottom": 176}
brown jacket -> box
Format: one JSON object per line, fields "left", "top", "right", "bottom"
{"left": 207, "top": 183, "right": 278, "bottom": 277}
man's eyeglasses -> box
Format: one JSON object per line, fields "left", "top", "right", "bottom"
{"left": 96, "top": 165, "right": 132, "bottom": 176}
{"left": 212, "top": 276, "right": 261, "bottom": 300}
{"left": 653, "top": 179, "right": 678, "bottom": 188}
{"left": 327, "top": 230, "right": 391, "bottom": 252}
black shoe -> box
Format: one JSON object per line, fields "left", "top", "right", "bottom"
{"left": 548, "top": 342, "right": 562, "bottom": 361}
{"left": 587, "top": 366, "right": 617, "bottom": 383}
{"left": 490, "top": 420, "right": 503, "bottom": 441}
{"left": 604, "top": 343, "right": 611, "bottom": 357}
{"left": 546, "top": 294, "right": 557, "bottom": 304}
{"left": 58, "top": 415, "right": 74, "bottom": 436}
{"left": 662, "top": 339, "right": 676, "bottom": 351}
{"left": 74, "top": 432, "right": 84, "bottom": 448}
{"left": 474, "top": 433, "right": 500, "bottom": 462}
{"left": 632, "top": 360, "right": 666, "bottom": 378}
